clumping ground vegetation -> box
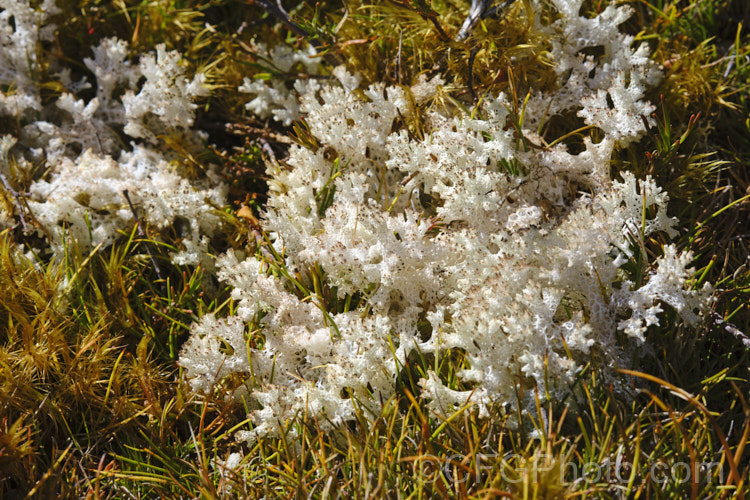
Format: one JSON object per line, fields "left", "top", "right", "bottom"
{"left": 0, "top": 0, "right": 748, "bottom": 497}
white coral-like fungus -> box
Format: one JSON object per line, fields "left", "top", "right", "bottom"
{"left": 0, "top": 0, "right": 59, "bottom": 116}
{"left": 0, "top": 29, "right": 224, "bottom": 264}
{"left": 123, "top": 44, "right": 209, "bottom": 141}
{"left": 179, "top": 0, "right": 711, "bottom": 440}
{"left": 239, "top": 42, "right": 321, "bottom": 126}
{"left": 27, "top": 147, "right": 226, "bottom": 263}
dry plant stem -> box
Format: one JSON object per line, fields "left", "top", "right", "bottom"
{"left": 257, "top": 137, "right": 278, "bottom": 164}
{"left": 386, "top": 0, "right": 449, "bottom": 40}
{"left": 251, "top": 0, "right": 341, "bottom": 66}
{"left": 252, "top": 0, "right": 311, "bottom": 39}
{"left": 0, "top": 171, "right": 28, "bottom": 230}
{"left": 122, "top": 189, "right": 165, "bottom": 284}
{"left": 710, "top": 312, "right": 750, "bottom": 348}
{"left": 396, "top": 30, "right": 403, "bottom": 83}
{"left": 427, "top": 16, "right": 449, "bottom": 41}
{"left": 226, "top": 122, "right": 293, "bottom": 144}
{"left": 467, "top": 45, "right": 480, "bottom": 104}
{"left": 455, "top": 0, "right": 514, "bottom": 41}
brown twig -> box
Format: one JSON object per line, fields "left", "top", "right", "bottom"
{"left": 0, "top": 171, "right": 28, "bottom": 231}
{"left": 122, "top": 190, "right": 165, "bottom": 283}
{"left": 427, "top": 17, "right": 449, "bottom": 41}
{"left": 467, "top": 45, "right": 480, "bottom": 105}
{"left": 257, "top": 137, "right": 278, "bottom": 165}
{"left": 387, "top": 0, "right": 449, "bottom": 41}
{"left": 711, "top": 312, "right": 750, "bottom": 348}
{"left": 226, "top": 122, "right": 293, "bottom": 145}
{"left": 396, "top": 30, "right": 403, "bottom": 84}
{"left": 250, "top": 0, "right": 341, "bottom": 66}
{"left": 455, "top": 0, "right": 514, "bottom": 41}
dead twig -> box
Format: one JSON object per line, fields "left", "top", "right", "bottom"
{"left": 396, "top": 30, "right": 403, "bottom": 84}
{"left": 250, "top": 0, "right": 341, "bottom": 66}
{"left": 427, "top": 17, "right": 449, "bottom": 41}
{"left": 711, "top": 312, "right": 750, "bottom": 348}
{"left": 0, "top": 171, "right": 28, "bottom": 231}
{"left": 455, "top": 0, "right": 515, "bottom": 41}
{"left": 257, "top": 137, "right": 278, "bottom": 165}
{"left": 387, "top": 0, "right": 449, "bottom": 41}
{"left": 226, "top": 122, "right": 293, "bottom": 145}
{"left": 122, "top": 190, "right": 165, "bottom": 284}
{"left": 467, "top": 45, "right": 480, "bottom": 104}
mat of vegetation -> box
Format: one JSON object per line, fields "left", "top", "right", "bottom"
{"left": 0, "top": 0, "right": 748, "bottom": 497}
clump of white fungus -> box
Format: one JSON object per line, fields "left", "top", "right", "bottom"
{"left": 178, "top": 0, "right": 712, "bottom": 440}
